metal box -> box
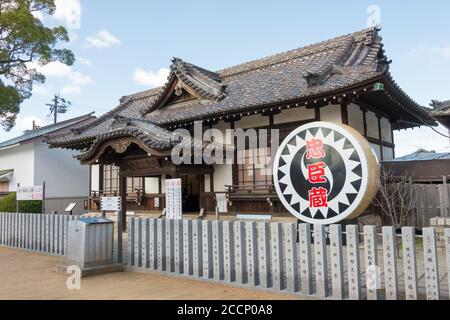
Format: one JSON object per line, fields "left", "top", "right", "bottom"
{"left": 67, "top": 217, "right": 114, "bottom": 269}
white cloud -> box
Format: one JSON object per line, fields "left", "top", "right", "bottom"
{"left": 77, "top": 57, "right": 92, "bottom": 66}
{"left": 408, "top": 44, "right": 450, "bottom": 60}
{"left": 28, "top": 61, "right": 94, "bottom": 95}
{"left": 84, "top": 30, "right": 121, "bottom": 49}
{"left": 54, "top": 0, "right": 82, "bottom": 30}
{"left": 32, "top": 85, "right": 51, "bottom": 97}
{"left": 60, "top": 85, "right": 81, "bottom": 95}
{"left": 133, "top": 68, "right": 169, "bottom": 87}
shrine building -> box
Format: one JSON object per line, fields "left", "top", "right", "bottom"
{"left": 49, "top": 28, "right": 438, "bottom": 224}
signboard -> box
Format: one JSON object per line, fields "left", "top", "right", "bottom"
{"left": 273, "top": 121, "right": 379, "bottom": 225}
{"left": 100, "top": 196, "right": 121, "bottom": 211}
{"left": 64, "top": 203, "right": 77, "bottom": 212}
{"left": 17, "top": 185, "right": 44, "bottom": 200}
{"left": 165, "top": 178, "right": 182, "bottom": 219}
{"left": 154, "top": 197, "right": 160, "bottom": 208}
{"left": 216, "top": 193, "right": 228, "bottom": 213}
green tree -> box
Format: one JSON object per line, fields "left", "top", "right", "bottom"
{"left": 0, "top": 0, "right": 74, "bottom": 130}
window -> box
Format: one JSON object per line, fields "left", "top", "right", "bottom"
{"left": 237, "top": 147, "right": 272, "bottom": 190}
{"left": 0, "top": 181, "right": 8, "bottom": 192}
{"left": 127, "top": 177, "right": 143, "bottom": 192}
{"left": 103, "top": 165, "right": 119, "bottom": 193}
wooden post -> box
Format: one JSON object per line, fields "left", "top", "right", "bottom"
{"left": 119, "top": 175, "right": 127, "bottom": 232}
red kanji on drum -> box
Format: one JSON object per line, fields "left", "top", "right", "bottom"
{"left": 308, "top": 187, "right": 328, "bottom": 208}
{"left": 307, "top": 162, "right": 327, "bottom": 184}
{"left": 306, "top": 138, "right": 325, "bottom": 159}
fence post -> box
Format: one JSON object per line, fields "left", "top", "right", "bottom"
{"left": 149, "top": 219, "right": 157, "bottom": 270}
{"left": 157, "top": 218, "right": 166, "bottom": 271}
{"left": 401, "top": 227, "right": 419, "bottom": 300}
{"left": 270, "top": 222, "right": 284, "bottom": 290}
{"left": 445, "top": 228, "right": 450, "bottom": 298}
{"left": 174, "top": 219, "right": 183, "bottom": 274}
{"left": 257, "top": 222, "right": 270, "bottom": 288}
{"left": 284, "top": 222, "right": 298, "bottom": 292}
{"left": 165, "top": 219, "right": 174, "bottom": 272}
{"left": 423, "top": 227, "right": 440, "bottom": 300}
{"left": 202, "top": 220, "right": 213, "bottom": 279}
{"left": 314, "top": 224, "right": 328, "bottom": 297}
{"left": 382, "top": 226, "right": 398, "bottom": 300}
{"left": 330, "top": 224, "right": 345, "bottom": 300}
{"left": 141, "top": 218, "right": 149, "bottom": 269}
{"left": 234, "top": 221, "right": 246, "bottom": 284}
{"left": 298, "top": 223, "right": 313, "bottom": 295}
{"left": 212, "top": 220, "right": 224, "bottom": 281}
{"left": 347, "top": 225, "right": 361, "bottom": 300}
{"left": 134, "top": 218, "right": 142, "bottom": 268}
{"left": 223, "top": 221, "right": 235, "bottom": 283}
{"left": 182, "top": 219, "right": 193, "bottom": 276}
{"left": 192, "top": 220, "right": 202, "bottom": 278}
{"left": 364, "top": 225, "right": 379, "bottom": 300}
{"left": 245, "top": 221, "right": 258, "bottom": 287}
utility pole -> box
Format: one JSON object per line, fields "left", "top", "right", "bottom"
{"left": 46, "top": 94, "right": 71, "bottom": 124}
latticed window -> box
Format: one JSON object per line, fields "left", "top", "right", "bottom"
{"left": 103, "top": 165, "right": 119, "bottom": 193}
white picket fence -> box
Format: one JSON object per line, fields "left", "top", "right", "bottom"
{"left": 126, "top": 218, "right": 450, "bottom": 300}
{"left": 0, "top": 212, "right": 78, "bottom": 256}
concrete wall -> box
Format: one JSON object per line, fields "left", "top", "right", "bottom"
{"left": 0, "top": 143, "right": 35, "bottom": 191}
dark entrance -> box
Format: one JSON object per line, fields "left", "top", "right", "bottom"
{"left": 181, "top": 174, "right": 201, "bottom": 212}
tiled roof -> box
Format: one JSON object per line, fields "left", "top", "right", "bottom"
{"left": 49, "top": 28, "right": 436, "bottom": 150}
{"left": 0, "top": 113, "right": 96, "bottom": 149}
{"left": 385, "top": 149, "right": 450, "bottom": 162}
{"left": 430, "top": 100, "right": 450, "bottom": 115}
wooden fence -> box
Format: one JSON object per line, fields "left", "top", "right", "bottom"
{"left": 126, "top": 217, "right": 450, "bottom": 300}
{"left": 0, "top": 212, "right": 78, "bottom": 256}
{"left": 409, "top": 184, "right": 450, "bottom": 227}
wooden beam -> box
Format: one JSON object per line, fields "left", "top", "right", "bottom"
{"left": 315, "top": 106, "right": 321, "bottom": 121}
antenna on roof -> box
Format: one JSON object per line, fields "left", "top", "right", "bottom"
{"left": 46, "top": 94, "right": 72, "bottom": 124}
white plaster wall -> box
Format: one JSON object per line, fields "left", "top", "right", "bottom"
{"left": 161, "top": 175, "right": 166, "bottom": 194}
{"left": 213, "top": 164, "right": 233, "bottom": 192}
{"left": 320, "top": 104, "right": 342, "bottom": 124}
{"left": 366, "top": 111, "right": 379, "bottom": 139}
{"left": 383, "top": 146, "right": 394, "bottom": 161}
{"left": 34, "top": 143, "right": 89, "bottom": 198}
{"left": 370, "top": 143, "right": 381, "bottom": 162}
{"left": 273, "top": 107, "right": 315, "bottom": 124}
{"left": 380, "top": 117, "right": 393, "bottom": 143}
{"left": 91, "top": 165, "right": 100, "bottom": 191}
{"left": 348, "top": 103, "right": 365, "bottom": 135}
{"left": 0, "top": 143, "right": 35, "bottom": 191}
{"left": 234, "top": 114, "right": 269, "bottom": 129}
{"left": 145, "top": 177, "right": 159, "bottom": 194}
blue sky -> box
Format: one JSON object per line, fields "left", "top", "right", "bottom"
{"left": 1, "top": 0, "right": 450, "bottom": 156}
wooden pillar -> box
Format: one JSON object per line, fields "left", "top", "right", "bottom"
{"left": 120, "top": 175, "right": 127, "bottom": 231}
{"left": 377, "top": 115, "right": 384, "bottom": 161}
{"left": 315, "top": 106, "right": 321, "bottom": 121}
{"left": 341, "top": 100, "right": 349, "bottom": 125}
